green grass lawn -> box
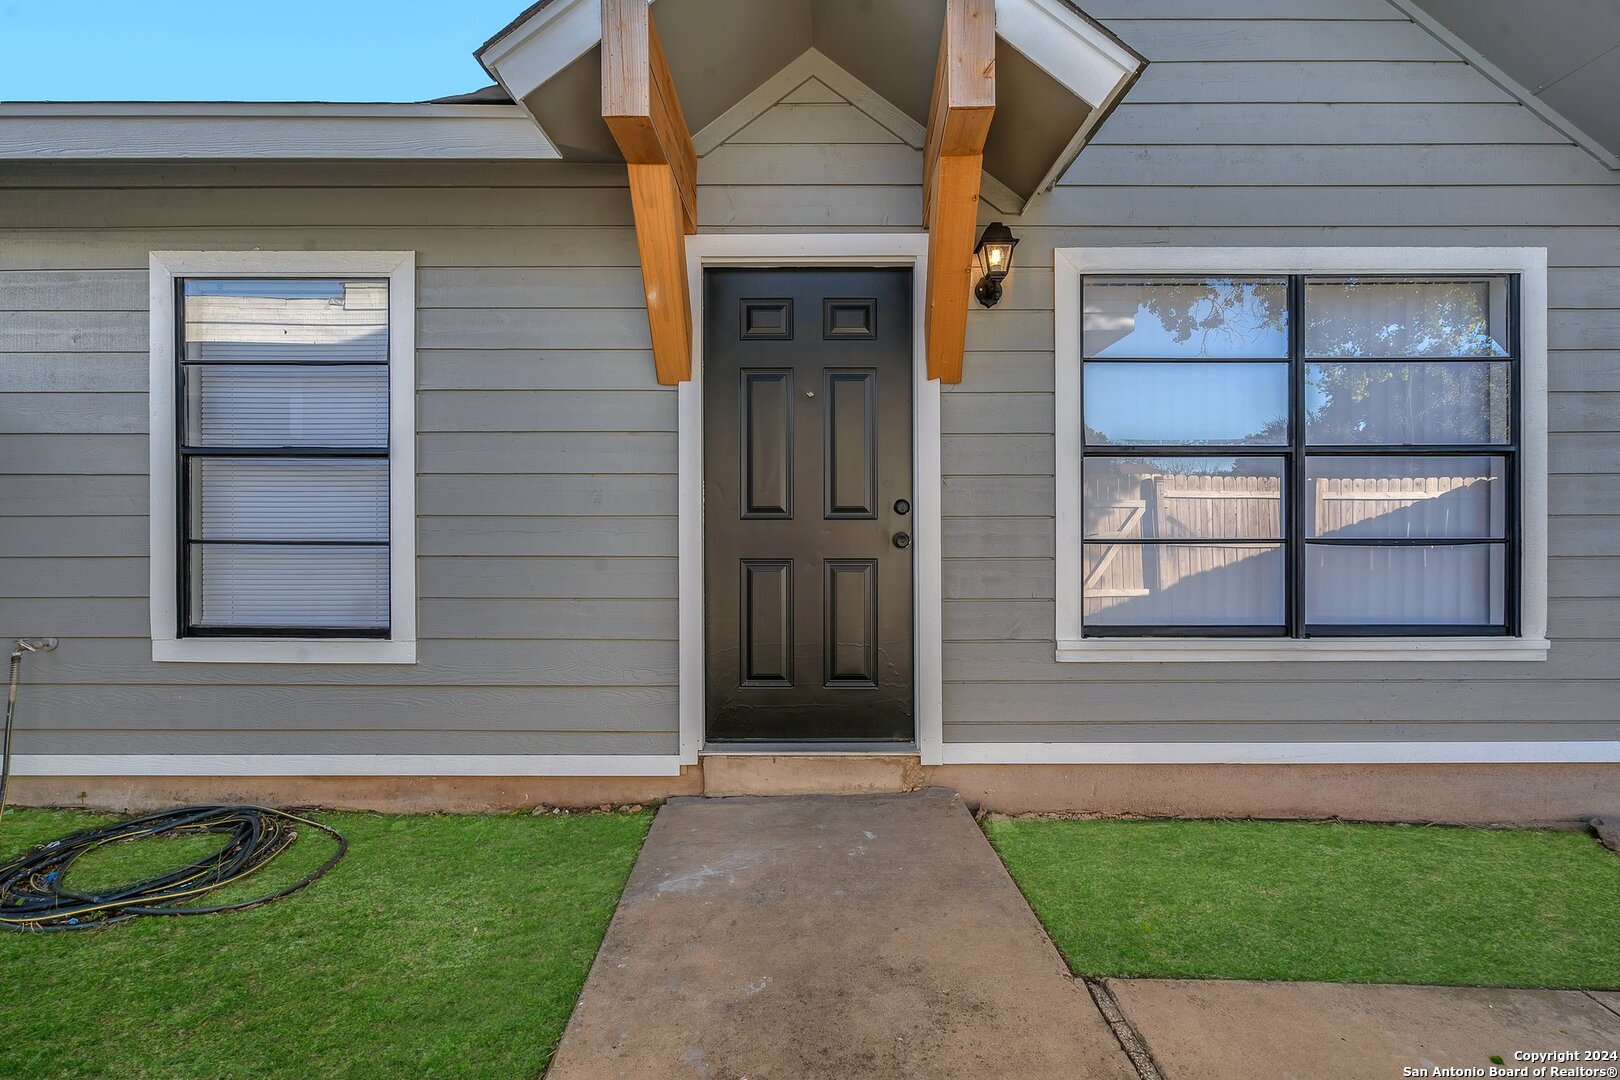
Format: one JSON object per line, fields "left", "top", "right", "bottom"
{"left": 984, "top": 817, "right": 1620, "bottom": 989}
{"left": 0, "top": 807, "right": 651, "bottom": 1080}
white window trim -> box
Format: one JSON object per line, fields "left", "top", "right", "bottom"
{"left": 681, "top": 233, "right": 943, "bottom": 765}
{"left": 148, "top": 250, "right": 418, "bottom": 665}
{"left": 1053, "top": 246, "right": 1550, "bottom": 664}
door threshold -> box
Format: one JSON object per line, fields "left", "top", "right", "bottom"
{"left": 702, "top": 741, "right": 920, "bottom": 757}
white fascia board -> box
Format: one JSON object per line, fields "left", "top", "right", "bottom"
{"left": 940, "top": 742, "right": 1620, "bottom": 765}
{"left": 995, "top": 0, "right": 1142, "bottom": 108}
{"left": 478, "top": 0, "right": 607, "bottom": 104}
{"left": 0, "top": 103, "right": 559, "bottom": 160}
{"left": 12, "top": 755, "right": 686, "bottom": 777}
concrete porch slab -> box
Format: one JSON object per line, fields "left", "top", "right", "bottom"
{"left": 544, "top": 788, "right": 1135, "bottom": 1079}
{"left": 1108, "top": 978, "right": 1620, "bottom": 1079}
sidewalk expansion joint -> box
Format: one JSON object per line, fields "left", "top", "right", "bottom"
{"left": 1084, "top": 979, "right": 1166, "bottom": 1080}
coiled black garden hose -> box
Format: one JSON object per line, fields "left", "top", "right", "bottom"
{"left": 0, "top": 805, "right": 346, "bottom": 932}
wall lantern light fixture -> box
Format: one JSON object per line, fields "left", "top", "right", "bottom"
{"left": 972, "top": 221, "right": 1019, "bottom": 308}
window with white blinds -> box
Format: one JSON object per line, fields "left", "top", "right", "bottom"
{"left": 178, "top": 278, "right": 392, "bottom": 636}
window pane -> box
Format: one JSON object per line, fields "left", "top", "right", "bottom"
{"left": 1084, "top": 362, "right": 1289, "bottom": 446}
{"left": 1305, "top": 361, "right": 1509, "bottom": 445}
{"left": 1083, "top": 278, "right": 1289, "bottom": 358}
{"left": 190, "top": 543, "right": 388, "bottom": 629}
{"left": 1083, "top": 456, "right": 1285, "bottom": 540}
{"left": 183, "top": 278, "right": 388, "bottom": 363}
{"left": 1305, "top": 277, "right": 1509, "bottom": 358}
{"left": 183, "top": 278, "right": 388, "bottom": 362}
{"left": 1083, "top": 542, "right": 1285, "bottom": 627}
{"left": 1306, "top": 456, "right": 1506, "bottom": 539}
{"left": 185, "top": 364, "right": 388, "bottom": 447}
{"left": 190, "top": 458, "right": 388, "bottom": 542}
{"left": 1305, "top": 543, "right": 1505, "bottom": 626}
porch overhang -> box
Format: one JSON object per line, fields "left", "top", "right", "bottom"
{"left": 478, "top": 0, "right": 1146, "bottom": 210}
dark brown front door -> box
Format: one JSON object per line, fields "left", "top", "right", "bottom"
{"left": 704, "top": 267, "right": 914, "bottom": 743}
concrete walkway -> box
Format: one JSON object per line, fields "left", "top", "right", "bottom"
{"left": 545, "top": 789, "right": 1135, "bottom": 1079}
{"left": 1109, "top": 979, "right": 1620, "bottom": 1079}
{"left": 546, "top": 789, "right": 1620, "bottom": 1079}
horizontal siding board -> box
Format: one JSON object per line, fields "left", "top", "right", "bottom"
{"left": 1119, "top": 61, "right": 1513, "bottom": 104}
{"left": 945, "top": 640, "right": 1620, "bottom": 683}
{"left": 0, "top": 353, "right": 147, "bottom": 392}
{"left": 1027, "top": 186, "right": 1620, "bottom": 227}
{"left": 0, "top": 269, "right": 148, "bottom": 310}
{"left": 1549, "top": 354, "right": 1620, "bottom": 393}
{"left": 420, "top": 308, "right": 653, "bottom": 350}
{"left": 1085, "top": 0, "right": 1400, "bottom": 16}
{"left": 0, "top": 392, "right": 145, "bottom": 433}
{"left": 17, "top": 730, "right": 678, "bottom": 756}
{"left": 419, "top": 267, "right": 644, "bottom": 309}
{"left": 1100, "top": 20, "right": 1461, "bottom": 63}
{"left": 0, "top": 310, "right": 144, "bottom": 351}
{"left": 942, "top": 518, "right": 1054, "bottom": 559}
{"left": 0, "top": 161, "right": 630, "bottom": 190}
{"left": 699, "top": 185, "right": 921, "bottom": 228}
{"left": 1550, "top": 475, "right": 1620, "bottom": 516}
{"left": 942, "top": 435, "right": 1053, "bottom": 475}
{"left": 0, "top": 558, "right": 145, "bottom": 598}
{"left": 0, "top": 187, "right": 637, "bottom": 230}
{"left": 420, "top": 599, "right": 677, "bottom": 640}
{"left": 944, "top": 558, "right": 1053, "bottom": 601}
{"left": 419, "top": 390, "right": 675, "bottom": 433}
{"left": 943, "top": 599, "right": 1055, "bottom": 641}
{"left": 0, "top": 228, "right": 641, "bottom": 270}
{"left": 419, "top": 350, "right": 659, "bottom": 391}
{"left": 1092, "top": 104, "right": 1568, "bottom": 146}
{"left": 943, "top": 476, "right": 1053, "bottom": 518}
{"left": 418, "top": 474, "right": 675, "bottom": 516}
{"left": 1068, "top": 144, "right": 1615, "bottom": 186}
{"left": 419, "top": 557, "right": 677, "bottom": 600}
{"left": 943, "top": 679, "right": 1620, "bottom": 722}
{"left": 1550, "top": 394, "right": 1620, "bottom": 435}
{"left": 0, "top": 515, "right": 147, "bottom": 557}
{"left": 0, "top": 434, "right": 147, "bottom": 474}
{"left": 0, "top": 475, "right": 146, "bottom": 515}
{"left": 699, "top": 143, "right": 921, "bottom": 185}
{"left": 419, "top": 432, "right": 675, "bottom": 474}
{"left": 29, "top": 638, "right": 677, "bottom": 688}
{"left": 943, "top": 719, "right": 1617, "bottom": 743}
{"left": 940, "top": 393, "right": 1053, "bottom": 435}
{"left": 1552, "top": 517, "right": 1620, "bottom": 558}
{"left": 420, "top": 516, "right": 675, "bottom": 557}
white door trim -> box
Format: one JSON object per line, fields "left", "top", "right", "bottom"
{"left": 680, "top": 233, "right": 942, "bottom": 765}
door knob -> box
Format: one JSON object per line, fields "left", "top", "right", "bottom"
{"left": 892, "top": 531, "right": 912, "bottom": 549}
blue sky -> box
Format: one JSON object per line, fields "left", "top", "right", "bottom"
{"left": 0, "top": 1, "right": 524, "bottom": 101}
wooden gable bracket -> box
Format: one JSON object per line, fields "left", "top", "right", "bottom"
{"left": 923, "top": 0, "right": 996, "bottom": 384}
{"left": 602, "top": 0, "right": 698, "bottom": 385}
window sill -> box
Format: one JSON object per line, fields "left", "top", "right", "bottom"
{"left": 153, "top": 638, "right": 417, "bottom": 665}
{"left": 1055, "top": 637, "right": 1550, "bottom": 664}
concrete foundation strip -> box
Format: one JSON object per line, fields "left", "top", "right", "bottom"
{"left": 1085, "top": 979, "right": 1166, "bottom": 1080}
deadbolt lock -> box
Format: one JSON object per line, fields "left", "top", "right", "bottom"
{"left": 893, "top": 498, "right": 911, "bottom": 515}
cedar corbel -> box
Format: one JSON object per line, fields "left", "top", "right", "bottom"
{"left": 923, "top": 0, "right": 995, "bottom": 384}
{"left": 603, "top": 0, "right": 697, "bottom": 384}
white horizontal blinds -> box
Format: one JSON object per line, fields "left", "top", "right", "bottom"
{"left": 179, "top": 279, "right": 390, "bottom": 634}
{"left": 1303, "top": 276, "right": 1513, "bottom": 631}
{"left": 1077, "top": 274, "right": 1516, "bottom": 637}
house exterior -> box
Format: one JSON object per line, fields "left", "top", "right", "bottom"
{"left": 2, "top": 0, "right": 1616, "bottom": 821}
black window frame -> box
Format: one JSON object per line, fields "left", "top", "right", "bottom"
{"left": 175, "top": 276, "right": 392, "bottom": 640}
{"left": 1077, "top": 272, "right": 1520, "bottom": 639}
